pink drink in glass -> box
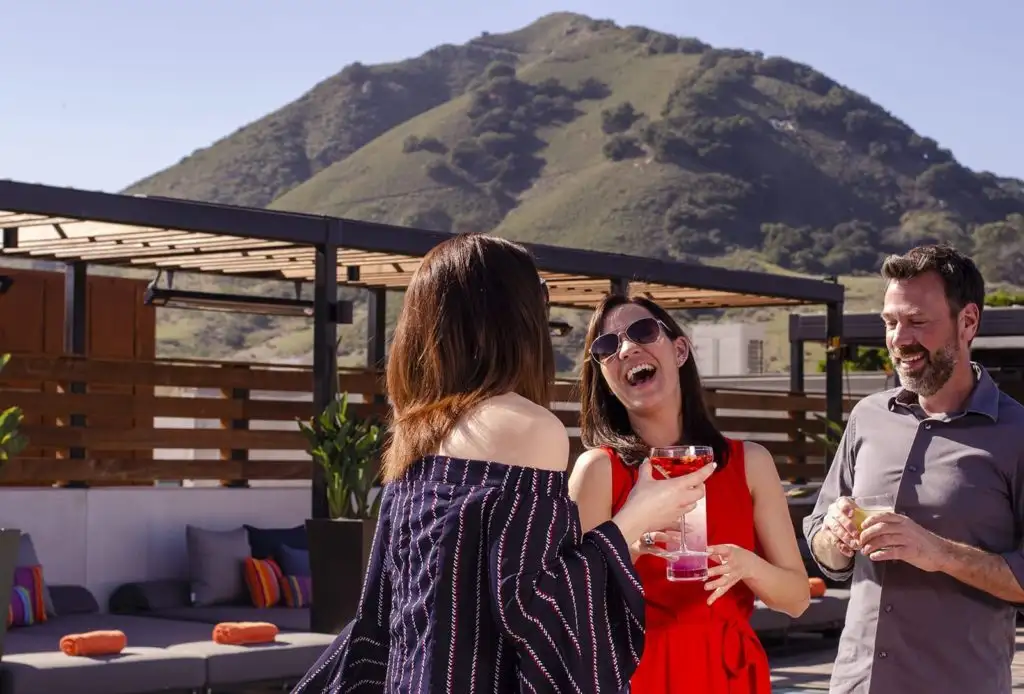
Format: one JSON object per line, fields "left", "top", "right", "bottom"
{"left": 649, "top": 445, "right": 713, "bottom": 582}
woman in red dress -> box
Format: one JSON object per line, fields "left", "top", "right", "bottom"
{"left": 569, "top": 294, "right": 810, "bottom": 693}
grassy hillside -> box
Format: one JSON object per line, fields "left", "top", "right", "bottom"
{"left": 121, "top": 12, "right": 1024, "bottom": 372}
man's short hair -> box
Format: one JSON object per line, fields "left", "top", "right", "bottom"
{"left": 881, "top": 244, "right": 985, "bottom": 320}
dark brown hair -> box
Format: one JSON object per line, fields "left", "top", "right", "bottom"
{"left": 579, "top": 294, "right": 728, "bottom": 468}
{"left": 881, "top": 244, "right": 985, "bottom": 321}
{"left": 382, "top": 233, "right": 555, "bottom": 481}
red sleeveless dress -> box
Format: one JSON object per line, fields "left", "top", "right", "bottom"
{"left": 605, "top": 439, "right": 771, "bottom": 694}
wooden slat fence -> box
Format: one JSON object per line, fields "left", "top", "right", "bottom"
{"left": 0, "top": 353, "right": 858, "bottom": 485}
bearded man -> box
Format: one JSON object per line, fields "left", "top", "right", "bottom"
{"left": 804, "top": 244, "right": 1024, "bottom": 694}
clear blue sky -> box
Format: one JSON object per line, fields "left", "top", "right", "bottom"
{"left": 2, "top": 0, "right": 1019, "bottom": 193}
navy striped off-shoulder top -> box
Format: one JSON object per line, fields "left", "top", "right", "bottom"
{"left": 291, "top": 455, "right": 646, "bottom": 693}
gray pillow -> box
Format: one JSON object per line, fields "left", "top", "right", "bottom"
{"left": 15, "top": 532, "right": 56, "bottom": 616}
{"left": 185, "top": 526, "right": 251, "bottom": 607}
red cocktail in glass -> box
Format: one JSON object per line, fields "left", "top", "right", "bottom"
{"left": 648, "top": 445, "right": 713, "bottom": 582}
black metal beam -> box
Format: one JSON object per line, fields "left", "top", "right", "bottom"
{"left": 0, "top": 180, "right": 326, "bottom": 245}
{"left": 791, "top": 307, "right": 1024, "bottom": 345}
{"left": 338, "top": 219, "right": 845, "bottom": 305}
{"left": 824, "top": 301, "right": 844, "bottom": 468}
{"left": 311, "top": 220, "right": 339, "bottom": 521}
{"left": 63, "top": 262, "right": 88, "bottom": 489}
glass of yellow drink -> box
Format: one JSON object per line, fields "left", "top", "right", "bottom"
{"left": 851, "top": 494, "right": 895, "bottom": 531}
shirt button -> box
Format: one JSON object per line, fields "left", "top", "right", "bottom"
{"left": 924, "top": 423, "right": 932, "bottom": 429}
{"left": 884, "top": 605, "right": 893, "bottom": 613}
{"left": 879, "top": 651, "right": 888, "bottom": 659}
{"left": 907, "top": 465, "right": 917, "bottom": 472}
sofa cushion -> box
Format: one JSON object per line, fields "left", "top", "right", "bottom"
{"left": 168, "top": 630, "right": 335, "bottom": 686}
{"left": 245, "top": 524, "right": 308, "bottom": 560}
{"left": 244, "top": 557, "right": 284, "bottom": 608}
{"left": 8, "top": 566, "right": 47, "bottom": 627}
{"left": 186, "top": 525, "right": 251, "bottom": 607}
{"left": 109, "top": 579, "right": 191, "bottom": 613}
{"left": 276, "top": 545, "right": 311, "bottom": 577}
{"left": 149, "top": 605, "right": 312, "bottom": 633}
{"left": 14, "top": 533, "right": 56, "bottom": 616}
{"left": 2, "top": 614, "right": 208, "bottom": 694}
{"left": 281, "top": 576, "right": 312, "bottom": 609}
{"left": 49, "top": 584, "right": 100, "bottom": 615}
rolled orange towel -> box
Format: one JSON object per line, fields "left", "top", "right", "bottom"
{"left": 809, "top": 577, "right": 827, "bottom": 598}
{"left": 60, "top": 630, "right": 127, "bottom": 657}
{"left": 212, "top": 621, "right": 279, "bottom": 645}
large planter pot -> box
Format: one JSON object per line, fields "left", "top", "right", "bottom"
{"left": 306, "top": 517, "right": 376, "bottom": 634}
{"left": 0, "top": 529, "right": 21, "bottom": 661}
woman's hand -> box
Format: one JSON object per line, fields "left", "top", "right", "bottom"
{"left": 632, "top": 528, "right": 682, "bottom": 557}
{"left": 612, "top": 460, "right": 716, "bottom": 546}
{"left": 704, "top": 544, "right": 761, "bottom": 606}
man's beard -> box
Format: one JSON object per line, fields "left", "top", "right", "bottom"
{"left": 891, "top": 341, "right": 959, "bottom": 397}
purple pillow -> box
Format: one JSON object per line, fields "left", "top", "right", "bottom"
{"left": 8, "top": 565, "right": 46, "bottom": 627}
{"left": 281, "top": 575, "right": 312, "bottom": 608}
{"left": 276, "top": 545, "right": 310, "bottom": 577}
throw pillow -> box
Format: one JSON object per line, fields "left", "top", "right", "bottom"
{"left": 8, "top": 565, "right": 47, "bottom": 627}
{"left": 243, "top": 557, "right": 284, "bottom": 608}
{"left": 15, "top": 533, "right": 56, "bottom": 616}
{"left": 275, "top": 545, "right": 311, "bottom": 577}
{"left": 185, "top": 526, "right": 251, "bottom": 607}
{"left": 281, "top": 575, "right": 312, "bottom": 608}
{"left": 244, "top": 524, "right": 308, "bottom": 559}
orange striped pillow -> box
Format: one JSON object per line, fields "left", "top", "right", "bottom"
{"left": 243, "top": 557, "right": 284, "bottom": 608}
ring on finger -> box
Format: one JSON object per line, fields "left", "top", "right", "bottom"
{"left": 642, "top": 532, "right": 654, "bottom": 546}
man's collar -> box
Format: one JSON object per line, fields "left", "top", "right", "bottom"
{"left": 888, "top": 362, "right": 1000, "bottom": 421}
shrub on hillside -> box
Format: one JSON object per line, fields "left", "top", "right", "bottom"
{"left": 485, "top": 61, "right": 516, "bottom": 81}
{"left": 601, "top": 102, "right": 640, "bottom": 134}
{"left": 403, "top": 135, "right": 448, "bottom": 154}
{"left": 603, "top": 135, "right": 644, "bottom": 161}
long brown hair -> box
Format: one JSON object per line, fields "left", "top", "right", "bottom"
{"left": 579, "top": 294, "right": 729, "bottom": 468}
{"left": 381, "top": 233, "right": 555, "bottom": 481}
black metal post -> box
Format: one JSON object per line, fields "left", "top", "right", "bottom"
{"left": 311, "top": 227, "right": 338, "bottom": 521}
{"left": 611, "top": 277, "right": 629, "bottom": 296}
{"left": 788, "top": 314, "right": 805, "bottom": 394}
{"left": 366, "top": 288, "right": 387, "bottom": 401}
{"left": 63, "top": 262, "right": 88, "bottom": 489}
{"left": 824, "top": 300, "right": 844, "bottom": 468}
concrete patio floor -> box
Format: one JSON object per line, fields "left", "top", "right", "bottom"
{"left": 768, "top": 628, "right": 1024, "bottom": 691}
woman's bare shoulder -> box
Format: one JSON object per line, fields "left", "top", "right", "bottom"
{"left": 568, "top": 447, "right": 613, "bottom": 499}
{"left": 438, "top": 393, "right": 570, "bottom": 471}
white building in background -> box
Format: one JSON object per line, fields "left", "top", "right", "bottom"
{"left": 689, "top": 322, "right": 767, "bottom": 377}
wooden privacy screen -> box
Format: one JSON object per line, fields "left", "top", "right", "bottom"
{"left": 0, "top": 269, "right": 155, "bottom": 485}
{"left": 0, "top": 351, "right": 858, "bottom": 485}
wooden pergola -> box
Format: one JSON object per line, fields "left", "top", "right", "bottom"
{"left": 0, "top": 180, "right": 848, "bottom": 512}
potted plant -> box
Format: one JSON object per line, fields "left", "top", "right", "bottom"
{"left": 298, "top": 392, "right": 385, "bottom": 634}
{"left": 0, "top": 353, "right": 28, "bottom": 658}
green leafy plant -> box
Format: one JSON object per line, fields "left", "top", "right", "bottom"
{"left": 0, "top": 354, "right": 27, "bottom": 461}
{"left": 297, "top": 392, "right": 385, "bottom": 520}
{"left": 802, "top": 412, "right": 845, "bottom": 459}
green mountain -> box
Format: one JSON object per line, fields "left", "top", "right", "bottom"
{"left": 124, "top": 12, "right": 1024, "bottom": 370}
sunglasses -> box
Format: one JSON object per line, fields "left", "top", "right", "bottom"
{"left": 589, "top": 316, "right": 670, "bottom": 362}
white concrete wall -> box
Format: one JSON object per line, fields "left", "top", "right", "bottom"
{"left": 0, "top": 486, "right": 310, "bottom": 611}
{"left": 689, "top": 323, "right": 768, "bottom": 377}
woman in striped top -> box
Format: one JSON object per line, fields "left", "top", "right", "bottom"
{"left": 291, "top": 233, "right": 716, "bottom": 694}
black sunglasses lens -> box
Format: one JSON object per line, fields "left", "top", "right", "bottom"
{"left": 626, "top": 317, "right": 662, "bottom": 344}
{"left": 590, "top": 334, "right": 619, "bottom": 361}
